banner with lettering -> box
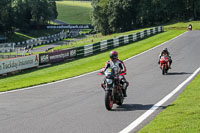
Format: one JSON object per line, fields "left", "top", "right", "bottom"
{"left": 0, "top": 55, "right": 39, "bottom": 75}
{"left": 39, "top": 48, "right": 77, "bottom": 65}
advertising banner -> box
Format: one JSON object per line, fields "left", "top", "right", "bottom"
{"left": 39, "top": 53, "right": 49, "bottom": 65}
{"left": 48, "top": 49, "right": 76, "bottom": 64}
{"left": 39, "top": 48, "right": 77, "bottom": 65}
{"left": 0, "top": 55, "right": 39, "bottom": 75}
{"left": 48, "top": 50, "right": 69, "bottom": 63}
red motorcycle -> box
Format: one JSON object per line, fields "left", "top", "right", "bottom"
{"left": 98, "top": 66, "right": 125, "bottom": 110}
{"left": 160, "top": 55, "right": 169, "bottom": 75}
{"left": 187, "top": 27, "right": 192, "bottom": 31}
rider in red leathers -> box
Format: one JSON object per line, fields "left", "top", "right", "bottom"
{"left": 158, "top": 48, "right": 172, "bottom": 69}
{"left": 101, "top": 51, "right": 129, "bottom": 97}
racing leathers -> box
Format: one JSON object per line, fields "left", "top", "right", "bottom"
{"left": 101, "top": 59, "right": 129, "bottom": 97}
{"left": 158, "top": 51, "right": 172, "bottom": 68}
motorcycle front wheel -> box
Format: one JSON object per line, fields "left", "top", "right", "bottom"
{"left": 105, "top": 90, "right": 113, "bottom": 110}
{"left": 162, "top": 65, "right": 165, "bottom": 75}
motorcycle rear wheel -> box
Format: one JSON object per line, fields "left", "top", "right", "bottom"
{"left": 116, "top": 97, "right": 123, "bottom": 105}
{"left": 105, "top": 91, "right": 113, "bottom": 110}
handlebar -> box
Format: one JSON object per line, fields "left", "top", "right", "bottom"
{"left": 120, "top": 73, "right": 126, "bottom": 76}
{"left": 98, "top": 71, "right": 126, "bottom": 76}
{"left": 98, "top": 72, "right": 104, "bottom": 75}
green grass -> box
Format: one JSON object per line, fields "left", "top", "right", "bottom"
{"left": 23, "top": 29, "right": 62, "bottom": 38}
{"left": 165, "top": 21, "right": 200, "bottom": 30}
{"left": 0, "top": 29, "right": 185, "bottom": 91}
{"left": 6, "top": 1, "right": 92, "bottom": 42}
{"left": 138, "top": 73, "right": 200, "bottom": 133}
{"left": 52, "top": 27, "right": 151, "bottom": 50}
{"left": 7, "top": 33, "right": 32, "bottom": 42}
{"left": 7, "top": 30, "right": 62, "bottom": 42}
{"left": 56, "top": 1, "right": 92, "bottom": 24}
{"left": 15, "top": 32, "right": 34, "bottom": 39}
{"left": 51, "top": 21, "right": 199, "bottom": 51}
{"left": 2, "top": 21, "right": 199, "bottom": 91}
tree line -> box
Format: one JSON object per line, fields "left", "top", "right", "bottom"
{"left": 0, "top": 0, "right": 58, "bottom": 34}
{"left": 91, "top": 0, "right": 200, "bottom": 35}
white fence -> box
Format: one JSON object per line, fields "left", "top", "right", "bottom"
{"left": 0, "top": 30, "right": 70, "bottom": 53}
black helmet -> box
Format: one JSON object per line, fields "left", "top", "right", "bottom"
{"left": 163, "top": 48, "right": 168, "bottom": 52}
{"left": 110, "top": 51, "right": 118, "bottom": 60}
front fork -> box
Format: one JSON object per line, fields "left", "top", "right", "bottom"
{"left": 101, "top": 83, "right": 106, "bottom": 91}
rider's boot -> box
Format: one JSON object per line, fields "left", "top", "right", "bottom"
{"left": 169, "top": 64, "right": 172, "bottom": 69}
{"left": 122, "top": 83, "right": 127, "bottom": 97}
{"left": 169, "top": 60, "right": 172, "bottom": 69}
{"left": 123, "top": 89, "right": 127, "bottom": 97}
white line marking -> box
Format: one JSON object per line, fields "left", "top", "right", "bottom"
{"left": 119, "top": 67, "right": 200, "bottom": 133}
{"left": 0, "top": 31, "right": 187, "bottom": 95}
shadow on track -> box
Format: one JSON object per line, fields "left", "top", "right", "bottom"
{"left": 112, "top": 104, "right": 170, "bottom": 112}
{"left": 167, "top": 72, "right": 192, "bottom": 75}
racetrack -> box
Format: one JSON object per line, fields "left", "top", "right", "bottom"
{"left": 0, "top": 31, "right": 199, "bottom": 133}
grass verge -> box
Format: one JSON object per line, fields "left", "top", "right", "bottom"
{"left": 165, "top": 21, "right": 200, "bottom": 30}
{"left": 52, "top": 27, "right": 151, "bottom": 51}
{"left": 138, "top": 73, "right": 200, "bottom": 133}
{"left": 7, "top": 30, "right": 62, "bottom": 42}
{"left": 0, "top": 29, "right": 185, "bottom": 92}
{"left": 56, "top": 1, "right": 92, "bottom": 24}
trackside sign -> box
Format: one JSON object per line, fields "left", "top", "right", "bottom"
{"left": 46, "top": 25, "right": 92, "bottom": 29}
{"left": 0, "top": 55, "right": 39, "bottom": 75}
{"left": 39, "top": 48, "right": 77, "bottom": 65}
{"left": 31, "top": 24, "right": 93, "bottom": 29}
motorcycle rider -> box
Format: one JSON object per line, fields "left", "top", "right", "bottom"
{"left": 188, "top": 24, "right": 192, "bottom": 31}
{"left": 101, "top": 51, "right": 129, "bottom": 97}
{"left": 158, "top": 48, "right": 172, "bottom": 69}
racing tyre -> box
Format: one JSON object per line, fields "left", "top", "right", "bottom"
{"left": 105, "top": 91, "right": 113, "bottom": 110}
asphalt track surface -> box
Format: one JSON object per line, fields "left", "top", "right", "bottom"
{"left": 0, "top": 31, "right": 200, "bottom": 133}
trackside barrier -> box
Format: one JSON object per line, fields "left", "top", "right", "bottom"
{"left": 0, "top": 55, "right": 39, "bottom": 75}
{"left": 39, "top": 48, "right": 76, "bottom": 65}
{"left": 0, "top": 26, "right": 163, "bottom": 75}
{"left": 0, "top": 31, "right": 69, "bottom": 53}
{"left": 76, "top": 26, "right": 163, "bottom": 58}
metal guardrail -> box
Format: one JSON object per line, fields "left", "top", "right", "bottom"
{"left": 75, "top": 26, "right": 163, "bottom": 58}
{"left": 38, "top": 26, "right": 163, "bottom": 65}
{"left": 0, "top": 30, "right": 69, "bottom": 53}
{"left": 0, "top": 26, "right": 163, "bottom": 75}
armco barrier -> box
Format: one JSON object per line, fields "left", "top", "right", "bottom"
{"left": 75, "top": 26, "right": 163, "bottom": 58}
{"left": 0, "top": 31, "right": 69, "bottom": 53}
{"left": 39, "top": 26, "right": 163, "bottom": 64}
{"left": 0, "top": 26, "right": 163, "bottom": 75}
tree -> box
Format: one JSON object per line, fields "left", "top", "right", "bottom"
{"left": 184, "top": 0, "right": 200, "bottom": 20}
{"left": 30, "top": 0, "right": 58, "bottom": 25}
{"left": 92, "top": 0, "right": 139, "bottom": 35}
{"left": 91, "top": 0, "right": 111, "bottom": 35}
{"left": 91, "top": 0, "right": 200, "bottom": 35}
{"left": 0, "top": 0, "right": 15, "bottom": 34}
{"left": 48, "top": 0, "right": 58, "bottom": 22}
{"left": 14, "top": 0, "right": 32, "bottom": 32}
{"left": 1, "top": 0, "right": 58, "bottom": 34}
